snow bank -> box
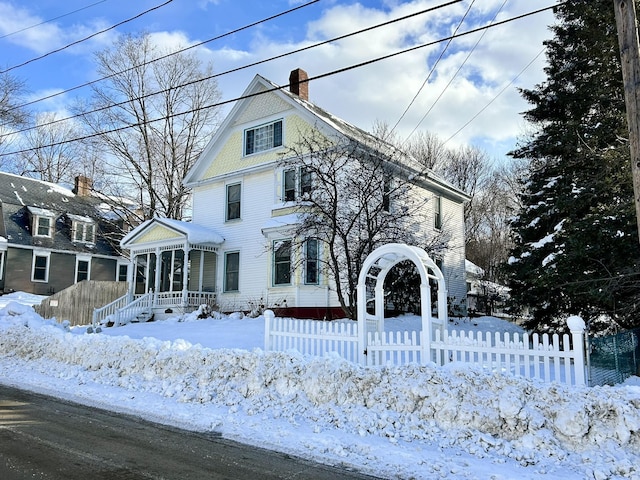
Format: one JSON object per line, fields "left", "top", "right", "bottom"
{"left": 1, "top": 305, "right": 639, "bottom": 480}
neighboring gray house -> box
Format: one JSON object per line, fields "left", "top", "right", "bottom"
{"left": 0, "top": 172, "right": 128, "bottom": 296}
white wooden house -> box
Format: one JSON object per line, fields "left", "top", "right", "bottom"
{"left": 112, "top": 69, "right": 469, "bottom": 322}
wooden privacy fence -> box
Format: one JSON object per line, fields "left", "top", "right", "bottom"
{"left": 34, "top": 281, "right": 128, "bottom": 327}
{"left": 264, "top": 311, "right": 588, "bottom": 386}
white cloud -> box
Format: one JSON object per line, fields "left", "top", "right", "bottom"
{"left": 206, "top": 0, "right": 554, "bottom": 159}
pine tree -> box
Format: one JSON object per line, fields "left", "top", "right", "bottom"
{"left": 507, "top": 0, "right": 640, "bottom": 333}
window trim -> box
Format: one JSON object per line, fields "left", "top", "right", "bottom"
{"left": 282, "top": 166, "right": 312, "bottom": 203}
{"left": 434, "top": 195, "right": 442, "bottom": 230}
{"left": 34, "top": 215, "right": 53, "bottom": 238}
{"left": 117, "top": 262, "right": 129, "bottom": 282}
{"left": 75, "top": 255, "right": 92, "bottom": 283}
{"left": 226, "top": 182, "right": 242, "bottom": 221}
{"left": 73, "top": 221, "right": 96, "bottom": 244}
{"left": 304, "top": 238, "right": 319, "bottom": 285}
{"left": 31, "top": 251, "right": 51, "bottom": 283}
{"left": 273, "top": 239, "right": 292, "bottom": 286}
{"left": 224, "top": 251, "right": 240, "bottom": 292}
{"left": 244, "top": 119, "right": 283, "bottom": 156}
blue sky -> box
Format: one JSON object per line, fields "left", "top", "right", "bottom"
{"left": 0, "top": 0, "right": 556, "bottom": 160}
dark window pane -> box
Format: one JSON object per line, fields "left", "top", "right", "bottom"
{"left": 284, "top": 169, "right": 296, "bottom": 201}
{"left": 273, "top": 120, "right": 283, "bottom": 147}
{"left": 33, "top": 255, "right": 48, "bottom": 281}
{"left": 225, "top": 252, "right": 239, "bottom": 292}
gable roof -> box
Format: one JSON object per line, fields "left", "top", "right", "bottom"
{"left": 184, "top": 72, "right": 470, "bottom": 203}
{"left": 120, "top": 217, "right": 224, "bottom": 250}
{"left": 0, "top": 171, "right": 121, "bottom": 256}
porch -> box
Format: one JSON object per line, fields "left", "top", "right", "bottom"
{"left": 93, "top": 218, "right": 224, "bottom": 328}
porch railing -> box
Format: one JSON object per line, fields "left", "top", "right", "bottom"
{"left": 151, "top": 291, "right": 217, "bottom": 309}
{"left": 92, "top": 292, "right": 153, "bottom": 328}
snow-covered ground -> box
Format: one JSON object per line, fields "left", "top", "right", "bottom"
{"left": 0, "top": 292, "right": 639, "bottom": 480}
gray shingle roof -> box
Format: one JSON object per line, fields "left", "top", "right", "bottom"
{"left": 0, "top": 172, "right": 121, "bottom": 257}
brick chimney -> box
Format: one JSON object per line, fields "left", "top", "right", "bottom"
{"left": 289, "top": 68, "right": 309, "bottom": 101}
{"left": 74, "top": 175, "right": 93, "bottom": 197}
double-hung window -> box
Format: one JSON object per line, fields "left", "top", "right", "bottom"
{"left": 245, "top": 119, "right": 283, "bottom": 155}
{"left": 226, "top": 183, "right": 241, "bottom": 221}
{"left": 75, "top": 256, "right": 91, "bottom": 283}
{"left": 32, "top": 252, "right": 50, "bottom": 282}
{"left": 273, "top": 240, "right": 292, "bottom": 286}
{"left": 434, "top": 195, "right": 442, "bottom": 230}
{"left": 36, "top": 216, "right": 52, "bottom": 237}
{"left": 224, "top": 251, "right": 240, "bottom": 292}
{"left": 29, "top": 207, "right": 55, "bottom": 238}
{"left": 283, "top": 166, "right": 312, "bottom": 202}
{"left": 118, "top": 263, "right": 128, "bottom": 282}
{"left": 382, "top": 174, "right": 392, "bottom": 212}
{"left": 304, "top": 238, "right": 319, "bottom": 285}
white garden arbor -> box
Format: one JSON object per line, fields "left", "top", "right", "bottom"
{"left": 356, "top": 243, "right": 448, "bottom": 363}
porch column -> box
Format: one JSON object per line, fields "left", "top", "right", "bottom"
{"left": 154, "top": 247, "right": 161, "bottom": 304}
{"left": 128, "top": 250, "right": 135, "bottom": 302}
{"left": 182, "top": 242, "right": 190, "bottom": 306}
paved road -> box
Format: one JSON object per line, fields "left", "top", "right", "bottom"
{"left": 0, "top": 384, "right": 381, "bottom": 480}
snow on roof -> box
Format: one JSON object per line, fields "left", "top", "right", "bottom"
{"left": 261, "top": 213, "right": 304, "bottom": 232}
{"left": 159, "top": 218, "right": 224, "bottom": 245}
{"left": 67, "top": 213, "right": 94, "bottom": 223}
{"left": 27, "top": 206, "right": 56, "bottom": 217}
{"left": 465, "top": 259, "right": 484, "bottom": 276}
{"left": 259, "top": 76, "right": 469, "bottom": 201}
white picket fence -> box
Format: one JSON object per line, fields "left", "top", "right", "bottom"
{"left": 264, "top": 315, "right": 360, "bottom": 362}
{"left": 264, "top": 311, "right": 588, "bottom": 386}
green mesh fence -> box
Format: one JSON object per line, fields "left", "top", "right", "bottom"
{"left": 588, "top": 328, "right": 640, "bottom": 386}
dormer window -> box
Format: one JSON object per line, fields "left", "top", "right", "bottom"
{"left": 245, "top": 119, "right": 283, "bottom": 155}
{"left": 68, "top": 214, "right": 96, "bottom": 244}
{"left": 27, "top": 207, "right": 55, "bottom": 238}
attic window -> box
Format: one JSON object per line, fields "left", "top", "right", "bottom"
{"left": 74, "top": 222, "right": 95, "bottom": 243}
{"left": 28, "top": 207, "right": 55, "bottom": 238}
{"left": 245, "top": 119, "right": 283, "bottom": 155}
{"left": 68, "top": 214, "right": 96, "bottom": 243}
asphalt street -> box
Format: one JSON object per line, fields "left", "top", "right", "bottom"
{"left": 0, "top": 384, "right": 382, "bottom": 480}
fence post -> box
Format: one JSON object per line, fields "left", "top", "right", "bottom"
{"left": 264, "top": 309, "right": 274, "bottom": 351}
{"left": 567, "top": 315, "right": 587, "bottom": 385}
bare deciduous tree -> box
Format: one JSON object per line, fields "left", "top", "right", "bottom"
{"left": 281, "top": 127, "right": 450, "bottom": 319}
{"left": 0, "top": 72, "right": 29, "bottom": 157}
{"left": 79, "top": 33, "right": 222, "bottom": 224}
{"left": 14, "top": 112, "right": 85, "bottom": 184}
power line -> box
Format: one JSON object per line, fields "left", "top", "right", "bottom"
{"left": 0, "top": 1, "right": 109, "bottom": 40}
{"left": 0, "top": 4, "right": 557, "bottom": 158}
{"left": 4, "top": 0, "right": 321, "bottom": 115}
{"left": 442, "top": 48, "right": 545, "bottom": 146}
{"left": 390, "top": 0, "right": 475, "bottom": 135}
{"left": 1, "top": 0, "right": 460, "bottom": 138}
{"left": 0, "top": 0, "right": 173, "bottom": 74}
{"left": 403, "top": 0, "right": 508, "bottom": 145}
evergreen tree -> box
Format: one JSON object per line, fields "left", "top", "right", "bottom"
{"left": 507, "top": 0, "right": 640, "bottom": 333}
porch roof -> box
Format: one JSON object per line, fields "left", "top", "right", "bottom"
{"left": 121, "top": 218, "right": 224, "bottom": 250}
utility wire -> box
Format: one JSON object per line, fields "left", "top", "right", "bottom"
{"left": 0, "top": 0, "right": 173, "bottom": 74}
{"left": 390, "top": 0, "right": 475, "bottom": 135}
{"left": 403, "top": 0, "right": 508, "bottom": 145}
{"left": 0, "top": 4, "right": 557, "bottom": 158}
{"left": 4, "top": 0, "right": 321, "bottom": 115}
{"left": 1, "top": 0, "right": 460, "bottom": 137}
{"left": 0, "top": 1, "right": 109, "bottom": 40}
{"left": 442, "top": 48, "right": 545, "bottom": 145}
